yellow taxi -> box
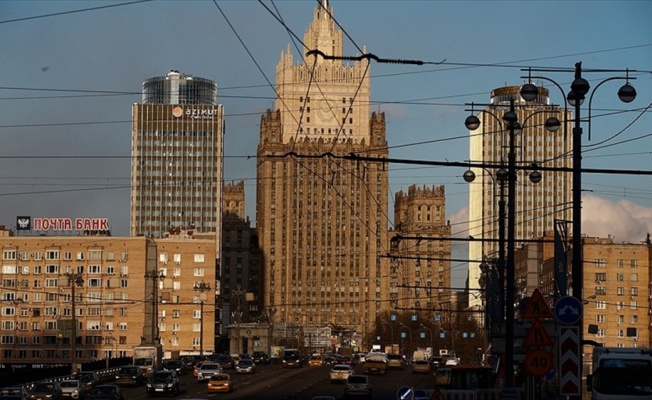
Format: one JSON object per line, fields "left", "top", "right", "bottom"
{"left": 207, "top": 373, "right": 233, "bottom": 393}
{"left": 308, "top": 354, "right": 323, "bottom": 367}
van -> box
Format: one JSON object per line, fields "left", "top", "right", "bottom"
{"left": 282, "top": 348, "right": 305, "bottom": 368}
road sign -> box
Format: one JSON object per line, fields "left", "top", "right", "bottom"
{"left": 554, "top": 296, "right": 582, "bottom": 325}
{"left": 524, "top": 348, "right": 554, "bottom": 377}
{"left": 559, "top": 326, "right": 581, "bottom": 396}
{"left": 414, "top": 389, "right": 429, "bottom": 400}
{"left": 521, "top": 288, "right": 553, "bottom": 319}
{"left": 524, "top": 319, "right": 553, "bottom": 347}
{"left": 397, "top": 386, "right": 413, "bottom": 400}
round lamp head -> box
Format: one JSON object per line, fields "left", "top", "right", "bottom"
{"left": 529, "top": 169, "right": 542, "bottom": 184}
{"left": 617, "top": 83, "right": 636, "bottom": 103}
{"left": 567, "top": 90, "right": 584, "bottom": 107}
{"left": 465, "top": 115, "right": 481, "bottom": 130}
{"left": 520, "top": 83, "right": 539, "bottom": 102}
{"left": 544, "top": 117, "right": 561, "bottom": 132}
{"left": 463, "top": 169, "right": 476, "bottom": 183}
{"left": 571, "top": 76, "right": 590, "bottom": 98}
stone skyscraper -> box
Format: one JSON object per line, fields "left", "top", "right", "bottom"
{"left": 256, "top": 2, "right": 390, "bottom": 339}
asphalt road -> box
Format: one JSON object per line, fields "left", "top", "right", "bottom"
{"left": 116, "top": 363, "right": 435, "bottom": 400}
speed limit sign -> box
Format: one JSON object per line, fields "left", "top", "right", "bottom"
{"left": 524, "top": 348, "right": 553, "bottom": 377}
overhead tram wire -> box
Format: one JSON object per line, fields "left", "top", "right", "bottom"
{"left": 0, "top": 0, "right": 153, "bottom": 24}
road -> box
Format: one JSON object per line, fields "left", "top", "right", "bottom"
{"left": 116, "top": 363, "right": 434, "bottom": 400}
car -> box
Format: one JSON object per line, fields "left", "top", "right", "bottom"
{"left": 163, "top": 359, "right": 186, "bottom": 375}
{"left": 145, "top": 370, "right": 179, "bottom": 397}
{"left": 412, "top": 359, "right": 432, "bottom": 374}
{"left": 344, "top": 374, "right": 373, "bottom": 399}
{"left": 28, "top": 381, "right": 63, "bottom": 400}
{"left": 329, "top": 364, "right": 353, "bottom": 383}
{"left": 336, "top": 356, "right": 353, "bottom": 365}
{"left": 252, "top": 351, "right": 270, "bottom": 365}
{"left": 59, "top": 380, "right": 85, "bottom": 400}
{"left": 0, "top": 387, "right": 29, "bottom": 400}
{"left": 85, "top": 384, "right": 124, "bottom": 400}
{"left": 309, "top": 355, "right": 323, "bottom": 366}
{"left": 235, "top": 359, "right": 256, "bottom": 374}
{"left": 387, "top": 354, "right": 406, "bottom": 370}
{"left": 428, "top": 356, "right": 444, "bottom": 368}
{"left": 193, "top": 362, "right": 205, "bottom": 378}
{"left": 322, "top": 356, "right": 335, "bottom": 365}
{"left": 0, "top": 396, "right": 24, "bottom": 400}
{"left": 206, "top": 374, "right": 233, "bottom": 393}
{"left": 76, "top": 371, "right": 100, "bottom": 392}
{"left": 196, "top": 362, "right": 223, "bottom": 382}
{"left": 312, "top": 397, "right": 336, "bottom": 400}
{"left": 214, "top": 354, "right": 235, "bottom": 369}
{"left": 115, "top": 365, "right": 144, "bottom": 386}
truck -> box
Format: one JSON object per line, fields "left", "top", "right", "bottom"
{"left": 363, "top": 352, "right": 388, "bottom": 375}
{"left": 587, "top": 347, "right": 652, "bottom": 400}
{"left": 133, "top": 343, "right": 164, "bottom": 378}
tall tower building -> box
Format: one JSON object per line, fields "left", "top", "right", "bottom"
{"left": 256, "top": 2, "right": 390, "bottom": 339}
{"left": 393, "top": 185, "right": 452, "bottom": 311}
{"left": 467, "top": 86, "right": 572, "bottom": 307}
{"left": 130, "top": 70, "right": 225, "bottom": 250}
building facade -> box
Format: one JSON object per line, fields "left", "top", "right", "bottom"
{"left": 130, "top": 70, "right": 225, "bottom": 249}
{"left": 0, "top": 230, "right": 155, "bottom": 365}
{"left": 467, "top": 86, "right": 572, "bottom": 307}
{"left": 0, "top": 225, "right": 219, "bottom": 364}
{"left": 256, "top": 2, "right": 390, "bottom": 339}
{"left": 392, "top": 184, "right": 452, "bottom": 311}
{"left": 221, "top": 181, "right": 262, "bottom": 354}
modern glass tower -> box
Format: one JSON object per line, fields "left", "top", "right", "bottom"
{"left": 130, "top": 70, "right": 224, "bottom": 246}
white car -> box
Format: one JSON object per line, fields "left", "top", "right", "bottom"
{"left": 196, "top": 362, "right": 223, "bottom": 382}
{"left": 329, "top": 364, "right": 353, "bottom": 383}
{"left": 59, "top": 379, "right": 85, "bottom": 399}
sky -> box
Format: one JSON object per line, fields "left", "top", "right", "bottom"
{"left": 1, "top": 0, "right": 651, "bottom": 288}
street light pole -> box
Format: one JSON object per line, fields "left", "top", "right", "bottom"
{"left": 65, "top": 272, "right": 84, "bottom": 375}
{"left": 521, "top": 64, "right": 636, "bottom": 398}
{"left": 193, "top": 281, "right": 211, "bottom": 356}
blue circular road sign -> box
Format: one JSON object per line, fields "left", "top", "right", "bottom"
{"left": 397, "top": 386, "right": 413, "bottom": 400}
{"left": 554, "top": 296, "right": 582, "bottom": 324}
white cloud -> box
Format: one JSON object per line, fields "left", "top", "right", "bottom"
{"left": 582, "top": 194, "right": 652, "bottom": 244}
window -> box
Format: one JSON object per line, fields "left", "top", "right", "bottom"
{"left": 631, "top": 259, "right": 638, "bottom": 268}
{"left": 88, "top": 265, "right": 102, "bottom": 274}
{"left": 595, "top": 301, "right": 606, "bottom": 309}
{"left": 631, "top": 301, "right": 637, "bottom": 310}
{"left": 595, "top": 273, "right": 606, "bottom": 282}
{"left": 617, "top": 287, "right": 625, "bottom": 296}
{"left": 120, "top": 266, "right": 128, "bottom": 276}
{"left": 616, "top": 273, "right": 624, "bottom": 281}
{"left": 595, "top": 259, "right": 606, "bottom": 268}
{"left": 194, "top": 254, "right": 204, "bottom": 262}
{"left": 3, "top": 250, "right": 17, "bottom": 260}
{"left": 45, "top": 265, "right": 59, "bottom": 274}
{"left": 595, "top": 315, "right": 605, "bottom": 323}
{"left": 631, "top": 273, "right": 638, "bottom": 282}
{"left": 46, "top": 250, "right": 60, "bottom": 260}
{"left": 631, "top": 287, "right": 638, "bottom": 296}
{"left": 193, "top": 268, "right": 204, "bottom": 277}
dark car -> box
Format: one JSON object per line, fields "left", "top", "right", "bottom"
{"left": 29, "top": 381, "right": 63, "bottom": 400}
{"left": 163, "top": 359, "right": 186, "bottom": 375}
{"left": 76, "top": 371, "right": 100, "bottom": 392}
{"left": 115, "top": 366, "right": 145, "bottom": 386}
{"left": 146, "top": 370, "right": 180, "bottom": 397}
{"left": 252, "top": 351, "right": 270, "bottom": 365}
{"left": 214, "top": 354, "right": 235, "bottom": 369}
{"left": 344, "top": 374, "right": 373, "bottom": 399}
{"left": 85, "top": 385, "right": 123, "bottom": 400}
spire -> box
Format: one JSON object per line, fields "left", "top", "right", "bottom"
{"left": 304, "top": 0, "right": 342, "bottom": 63}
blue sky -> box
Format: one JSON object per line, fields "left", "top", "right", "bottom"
{"left": 1, "top": 0, "right": 651, "bottom": 287}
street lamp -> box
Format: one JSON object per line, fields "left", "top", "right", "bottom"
{"left": 419, "top": 324, "right": 433, "bottom": 353}
{"left": 64, "top": 272, "right": 84, "bottom": 375}
{"left": 399, "top": 323, "right": 412, "bottom": 361}
{"left": 520, "top": 62, "right": 637, "bottom": 397}
{"left": 464, "top": 97, "right": 552, "bottom": 394}
{"left": 193, "top": 281, "right": 211, "bottom": 356}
